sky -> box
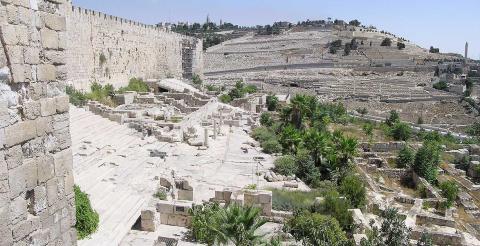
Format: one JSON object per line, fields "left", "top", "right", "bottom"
{"left": 73, "top": 0, "right": 480, "bottom": 59}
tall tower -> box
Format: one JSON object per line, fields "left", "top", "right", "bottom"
{"left": 465, "top": 42, "right": 469, "bottom": 59}
{"left": 206, "top": 14, "right": 210, "bottom": 24}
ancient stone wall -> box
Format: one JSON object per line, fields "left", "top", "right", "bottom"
{"left": 0, "top": 0, "right": 76, "bottom": 245}
{"left": 65, "top": 6, "right": 203, "bottom": 91}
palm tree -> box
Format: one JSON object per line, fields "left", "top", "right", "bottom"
{"left": 280, "top": 124, "right": 303, "bottom": 154}
{"left": 336, "top": 136, "right": 358, "bottom": 168}
{"left": 303, "top": 128, "right": 329, "bottom": 166}
{"left": 214, "top": 204, "right": 267, "bottom": 246}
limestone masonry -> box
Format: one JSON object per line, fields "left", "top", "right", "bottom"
{"left": 66, "top": 6, "right": 203, "bottom": 90}
{"left": 0, "top": 0, "right": 76, "bottom": 245}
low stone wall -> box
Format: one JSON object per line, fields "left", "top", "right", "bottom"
{"left": 416, "top": 213, "right": 455, "bottom": 228}
{"left": 412, "top": 172, "right": 442, "bottom": 199}
{"left": 360, "top": 142, "right": 405, "bottom": 152}
{"left": 155, "top": 200, "right": 193, "bottom": 227}
{"left": 377, "top": 168, "right": 411, "bottom": 180}
{"left": 411, "top": 229, "right": 462, "bottom": 246}
{"left": 87, "top": 101, "right": 125, "bottom": 124}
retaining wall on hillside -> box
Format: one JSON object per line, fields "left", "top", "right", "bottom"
{"left": 65, "top": 6, "right": 203, "bottom": 90}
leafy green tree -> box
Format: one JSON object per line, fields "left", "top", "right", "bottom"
{"left": 466, "top": 122, "right": 480, "bottom": 136}
{"left": 363, "top": 123, "right": 374, "bottom": 140}
{"left": 433, "top": 81, "right": 448, "bottom": 91}
{"left": 344, "top": 43, "right": 351, "bottom": 56}
{"left": 361, "top": 208, "right": 411, "bottom": 246}
{"left": 349, "top": 19, "right": 361, "bottom": 26}
{"left": 75, "top": 185, "right": 99, "bottom": 240}
{"left": 417, "top": 116, "right": 424, "bottom": 125}
{"left": 413, "top": 141, "right": 441, "bottom": 183}
{"left": 390, "top": 122, "right": 412, "bottom": 141}
{"left": 385, "top": 110, "right": 400, "bottom": 126}
{"left": 295, "top": 148, "right": 323, "bottom": 187}
{"left": 339, "top": 175, "right": 367, "bottom": 208}
{"left": 357, "top": 107, "right": 368, "bottom": 116}
{"left": 266, "top": 94, "right": 279, "bottom": 111}
{"left": 189, "top": 203, "right": 222, "bottom": 245}
{"left": 284, "top": 211, "right": 351, "bottom": 246}
{"left": 274, "top": 155, "right": 298, "bottom": 176}
{"left": 260, "top": 112, "right": 274, "bottom": 127}
{"left": 312, "top": 189, "right": 355, "bottom": 232}
{"left": 429, "top": 46, "right": 440, "bottom": 53}
{"left": 396, "top": 146, "right": 415, "bottom": 168}
{"left": 261, "top": 138, "right": 283, "bottom": 154}
{"left": 380, "top": 38, "right": 392, "bottom": 46}
{"left": 417, "top": 231, "right": 433, "bottom": 246}
{"left": 439, "top": 180, "right": 459, "bottom": 208}
{"left": 219, "top": 94, "right": 232, "bottom": 103}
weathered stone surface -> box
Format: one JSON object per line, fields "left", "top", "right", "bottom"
{"left": 0, "top": 24, "right": 18, "bottom": 45}
{"left": 43, "top": 50, "right": 65, "bottom": 65}
{"left": 37, "top": 156, "right": 54, "bottom": 183}
{"left": 55, "top": 96, "right": 69, "bottom": 113}
{"left": 5, "top": 120, "right": 37, "bottom": 147}
{"left": 33, "top": 185, "right": 47, "bottom": 215}
{"left": 46, "top": 177, "right": 58, "bottom": 206}
{"left": 22, "top": 100, "right": 40, "bottom": 120}
{"left": 36, "top": 116, "right": 53, "bottom": 136}
{"left": 42, "top": 13, "right": 66, "bottom": 31}
{"left": 10, "top": 64, "right": 27, "bottom": 82}
{"left": 10, "top": 195, "right": 27, "bottom": 225}
{"left": 24, "top": 47, "right": 40, "bottom": 64}
{"left": 40, "top": 97, "right": 56, "bottom": 116}
{"left": 6, "top": 144, "right": 23, "bottom": 169}
{"left": 37, "top": 64, "right": 57, "bottom": 81}
{"left": 40, "top": 28, "right": 58, "bottom": 49}
{"left": 12, "top": 216, "right": 40, "bottom": 240}
{"left": 53, "top": 148, "right": 72, "bottom": 177}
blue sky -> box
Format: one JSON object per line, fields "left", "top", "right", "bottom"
{"left": 73, "top": 0, "right": 480, "bottom": 59}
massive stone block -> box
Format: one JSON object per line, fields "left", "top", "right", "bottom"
{"left": 0, "top": 0, "right": 76, "bottom": 244}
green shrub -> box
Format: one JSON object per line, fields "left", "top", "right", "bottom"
{"left": 189, "top": 203, "right": 222, "bottom": 245}
{"left": 380, "top": 38, "right": 392, "bottom": 46}
{"left": 192, "top": 74, "right": 203, "bottom": 85}
{"left": 260, "top": 112, "right": 274, "bottom": 127}
{"left": 433, "top": 81, "right": 448, "bottom": 91}
{"left": 274, "top": 155, "right": 298, "bottom": 176}
{"left": 390, "top": 122, "right": 412, "bottom": 141}
{"left": 385, "top": 110, "right": 400, "bottom": 126}
{"left": 417, "top": 116, "right": 424, "bottom": 125}
{"left": 266, "top": 94, "right": 279, "bottom": 111}
{"left": 261, "top": 138, "right": 283, "bottom": 154}
{"left": 284, "top": 211, "right": 351, "bottom": 246}
{"left": 363, "top": 123, "right": 374, "bottom": 139}
{"left": 219, "top": 94, "right": 232, "bottom": 103}
{"left": 271, "top": 189, "right": 326, "bottom": 211}
{"left": 439, "top": 180, "right": 459, "bottom": 208}
{"left": 117, "top": 78, "right": 149, "bottom": 93}
{"left": 396, "top": 146, "right": 415, "bottom": 168}
{"left": 75, "top": 185, "right": 99, "bottom": 240}
{"left": 312, "top": 189, "right": 354, "bottom": 232}
{"left": 154, "top": 189, "right": 167, "bottom": 200}
{"left": 339, "top": 175, "right": 366, "bottom": 208}
{"left": 66, "top": 85, "right": 88, "bottom": 106}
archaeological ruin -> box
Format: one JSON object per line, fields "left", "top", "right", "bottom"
{"left": 2, "top": 0, "right": 480, "bottom": 245}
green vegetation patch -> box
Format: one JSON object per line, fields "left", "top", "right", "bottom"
{"left": 75, "top": 185, "right": 99, "bottom": 240}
